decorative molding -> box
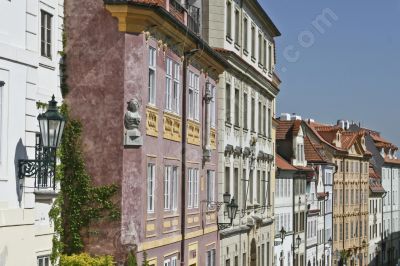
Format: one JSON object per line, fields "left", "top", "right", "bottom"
{"left": 146, "top": 105, "right": 159, "bottom": 137}
{"left": 210, "top": 128, "right": 216, "bottom": 150}
{"left": 163, "top": 111, "right": 181, "bottom": 142}
{"left": 187, "top": 120, "right": 200, "bottom": 145}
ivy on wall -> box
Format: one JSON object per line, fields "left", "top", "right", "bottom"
{"left": 48, "top": 21, "right": 120, "bottom": 264}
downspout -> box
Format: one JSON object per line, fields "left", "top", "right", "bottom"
{"left": 332, "top": 163, "right": 338, "bottom": 265}
{"left": 293, "top": 173, "right": 296, "bottom": 266}
{"left": 342, "top": 157, "right": 346, "bottom": 260}
{"left": 180, "top": 49, "right": 199, "bottom": 266}
{"left": 390, "top": 165, "right": 393, "bottom": 266}
{"left": 381, "top": 190, "right": 387, "bottom": 266}
{"left": 359, "top": 159, "right": 362, "bottom": 263}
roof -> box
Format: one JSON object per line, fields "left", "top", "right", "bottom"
{"left": 276, "top": 154, "right": 297, "bottom": 171}
{"left": 304, "top": 136, "right": 328, "bottom": 163}
{"left": 276, "top": 120, "right": 302, "bottom": 140}
{"left": 317, "top": 192, "right": 329, "bottom": 200}
{"left": 369, "top": 165, "right": 385, "bottom": 194}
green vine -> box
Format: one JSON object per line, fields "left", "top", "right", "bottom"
{"left": 49, "top": 16, "right": 120, "bottom": 265}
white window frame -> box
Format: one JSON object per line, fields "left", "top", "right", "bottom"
{"left": 165, "top": 58, "right": 173, "bottom": 111}
{"left": 173, "top": 63, "right": 180, "bottom": 114}
{"left": 147, "top": 163, "right": 155, "bottom": 213}
{"left": 206, "top": 249, "right": 216, "bottom": 266}
{"left": 40, "top": 10, "right": 52, "bottom": 58}
{"left": 164, "top": 166, "right": 171, "bottom": 210}
{"left": 188, "top": 168, "right": 199, "bottom": 208}
{"left": 188, "top": 71, "right": 199, "bottom": 121}
{"left": 210, "top": 85, "right": 216, "bottom": 128}
{"left": 164, "top": 166, "right": 178, "bottom": 211}
{"left": 171, "top": 256, "right": 177, "bottom": 266}
{"left": 164, "top": 259, "right": 171, "bottom": 266}
{"left": 207, "top": 170, "right": 215, "bottom": 207}
{"left": 148, "top": 47, "right": 157, "bottom": 105}
{"left": 37, "top": 255, "right": 50, "bottom": 266}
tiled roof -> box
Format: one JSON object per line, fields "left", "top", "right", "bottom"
{"left": 304, "top": 136, "right": 328, "bottom": 163}
{"left": 276, "top": 154, "right": 297, "bottom": 171}
{"left": 276, "top": 120, "right": 301, "bottom": 140}
{"left": 317, "top": 192, "right": 328, "bottom": 200}
{"left": 369, "top": 165, "right": 385, "bottom": 193}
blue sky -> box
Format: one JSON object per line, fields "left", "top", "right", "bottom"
{"left": 261, "top": 0, "right": 400, "bottom": 147}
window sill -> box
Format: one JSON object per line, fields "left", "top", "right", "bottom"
{"left": 243, "top": 49, "right": 249, "bottom": 56}
{"left": 258, "top": 63, "right": 263, "bottom": 69}
{"left": 225, "top": 122, "right": 232, "bottom": 128}
{"left": 234, "top": 43, "right": 241, "bottom": 50}
{"left": 234, "top": 124, "right": 240, "bottom": 130}
{"left": 251, "top": 56, "right": 256, "bottom": 63}
{"left": 226, "top": 36, "right": 233, "bottom": 43}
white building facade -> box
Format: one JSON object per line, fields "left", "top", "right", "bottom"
{"left": 0, "top": 0, "right": 63, "bottom": 265}
{"left": 202, "top": 0, "right": 281, "bottom": 265}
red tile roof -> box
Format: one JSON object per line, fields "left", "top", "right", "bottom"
{"left": 276, "top": 154, "right": 297, "bottom": 171}
{"left": 276, "top": 120, "right": 302, "bottom": 140}
{"left": 369, "top": 165, "right": 385, "bottom": 194}
{"left": 304, "top": 136, "right": 328, "bottom": 163}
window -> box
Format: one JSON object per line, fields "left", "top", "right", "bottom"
{"left": 41, "top": 11, "right": 52, "bottom": 58}
{"left": 172, "top": 63, "right": 181, "bottom": 113}
{"left": 345, "top": 223, "right": 349, "bottom": 239}
{"left": 249, "top": 170, "right": 253, "bottom": 203}
{"left": 166, "top": 58, "right": 173, "bottom": 110}
{"left": 258, "top": 101, "right": 262, "bottom": 133}
{"left": 243, "top": 253, "right": 247, "bottom": 266}
{"left": 171, "top": 257, "right": 177, "bottom": 266}
{"left": 267, "top": 108, "right": 271, "bottom": 137}
{"left": 251, "top": 25, "right": 255, "bottom": 58}
{"left": 243, "top": 93, "right": 248, "bottom": 129}
{"left": 268, "top": 44, "right": 273, "bottom": 71}
{"left": 164, "top": 259, "right": 170, "bottom": 266}
{"left": 339, "top": 224, "right": 343, "bottom": 240}
{"left": 262, "top": 171, "right": 266, "bottom": 206}
{"left": 243, "top": 17, "right": 248, "bottom": 51}
{"left": 164, "top": 166, "right": 178, "bottom": 210}
{"left": 37, "top": 256, "right": 50, "bottom": 266}
{"left": 188, "top": 168, "right": 199, "bottom": 208}
{"left": 242, "top": 169, "right": 247, "bottom": 207}
{"left": 225, "top": 167, "right": 230, "bottom": 195}
{"left": 188, "top": 71, "right": 199, "bottom": 120}
{"left": 234, "top": 89, "right": 239, "bottom": 126}
{"left": 234, "top": 168, "right": 239, "bottom": 203}
{"left": 148, "top": 47, "right": 157, "bottom": 104}
{"left": 147, "top": 163, "right": 155, "bottom": 213}
{"left": 251, "top": 97, "right": 255, "bottom": 131}
{"left": 210, "top": 85, "right": 216, "bottom": 128}
{"left": 207, "top": 170, "right": 215, "bottom": 206}
{"left": 258, "top": 33, "right": 262, "bottom": 64}
{"left": 235, "top": 255, "right": 239, "bottom": 266}
{"left": 256, "top": 170, "right": 261, "bottom": 203}
{"left": 226, "top": 1, "right": 232, "bottom": 39}
{"left": 263, "top": 105, "right": 266, "bottom": 135}
{"left": 206, "top": 250, "right": 216, "bottom": 266}
{"left": 226, "top": 258, "right": 231, "bottom": 266}
{"left": 226, "top": 83, "right": 231, "bottom": 123}
{"left": 234, "top": 9, "right": 240, "bottom": 45}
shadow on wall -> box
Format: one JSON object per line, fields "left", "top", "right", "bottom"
{"left": 0, "top": 246, "right": 8, "bottom": 266}
{"left": 14, "top": 138, "right": 28, "bottom": 205}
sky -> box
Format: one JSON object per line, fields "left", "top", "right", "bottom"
{"left": 261, "top": 0, "right": 400, "bottom": 147}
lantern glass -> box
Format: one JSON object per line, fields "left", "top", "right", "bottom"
{"left": 296, "top": 235, "right": 301, "bottom": 247}
{"left": 280, "top": 227, "right": 286, "bottom": 241}
{"left": 223, "top": 192, "right": 231, "bottom": 204}
{"left": 38, "top": 95, "right": 65, "bottom": 149}
{"left": 227, "top": 198, "right": 238, "bottom": 220}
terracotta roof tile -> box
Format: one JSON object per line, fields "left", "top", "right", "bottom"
{"left": 276, "top": 154, "right": 297, "bottom": 171}
{"left": 304, "top": 136, "right": 327, "bottom": 163}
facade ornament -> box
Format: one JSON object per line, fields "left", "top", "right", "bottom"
{"left": 124, "top": 98, "right": 143, "bottom": 146}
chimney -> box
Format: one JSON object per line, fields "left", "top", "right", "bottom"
{"left": 290, "top": 113, "right": 302, "bottom": 121}
{"left": 280, "top": 113, "right": 291, "bottom": 121}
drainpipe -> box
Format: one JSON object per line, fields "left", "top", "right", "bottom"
{"left": 342, "top": 157, "right": 346, "bottom": 262}
{"left": 381, "top": 190, "right": 387, "bottom": 266}
{"left": 181, "top": 49, "right": 199, "bottom": 266}
{"left": 358, "top": 159, "right": 362, "bottom": 264}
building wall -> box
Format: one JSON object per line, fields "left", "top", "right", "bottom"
{"left": 0, "top": 0, "right": 63, "bottom": 265}
{"left": 66, "top": 0, "right": 223, "bottom": 264}
{"left": 382, "top": 165, "right": 400, "bottom": 266}
{"left": 368, "top": 195, "right": 383, "bottom": 265}
{"left": 274, "top": 171, "right": 294, "bottom": 266}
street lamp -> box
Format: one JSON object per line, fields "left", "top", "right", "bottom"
{"left": 292, "top": 235, "right": 301, "bottom": 251}
{"left": 328, "top": 237, "right": 333, "bottom": 247}
{"left": 217, "top": 197, "right": 238, "bottom": 230}
{"left": 18, "top": 95, "right": 65, "bottom": 190}
{"left": 223, "top": 192, "right": 231, "bottom": 204}
{"left": 280, "top": 227, "right": 287, "bottom": 244}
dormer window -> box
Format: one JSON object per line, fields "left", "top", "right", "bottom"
{"left": 297, "top": 143, "right": 304, "bottom": 162}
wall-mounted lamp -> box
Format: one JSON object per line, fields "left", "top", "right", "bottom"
{"left": 217, "top": 196, "right": 238, "bottom": 231}
{"left": 18, "top": 95, "right": 65, "bottom": 190}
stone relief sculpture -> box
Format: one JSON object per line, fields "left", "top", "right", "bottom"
{"left": 124, "top": 98, "right": 143, "bottom": 146}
